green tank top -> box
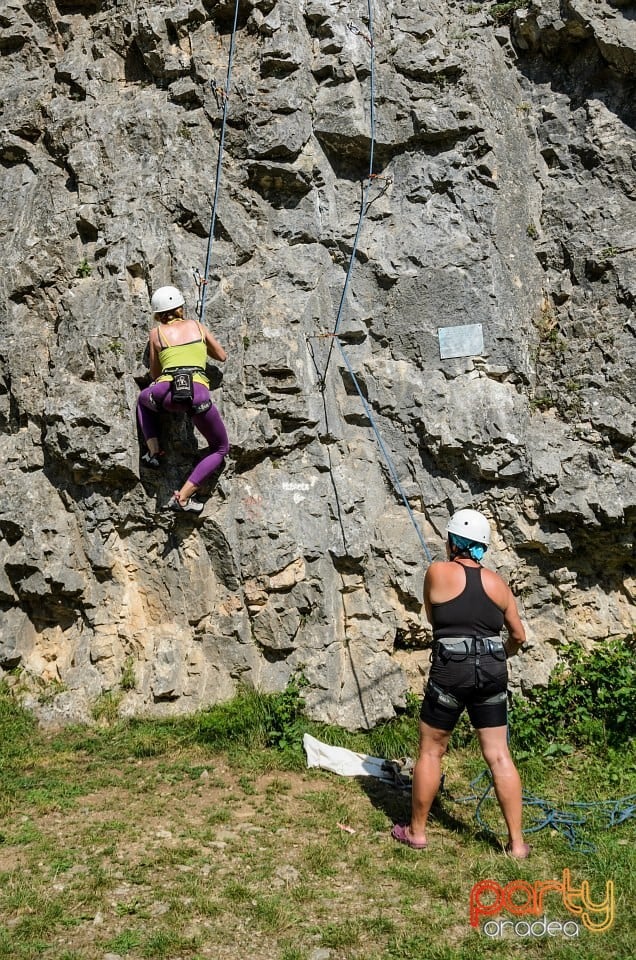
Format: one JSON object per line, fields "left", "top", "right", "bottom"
{"left": 156, "top": 324, "right": 209, "bottom": 386}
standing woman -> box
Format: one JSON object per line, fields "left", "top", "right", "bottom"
{"left": 392, "top": 508, "right": 529, "bottom": 858}
{"left": 137, "top": 285, "right": 230, "bottom": 513}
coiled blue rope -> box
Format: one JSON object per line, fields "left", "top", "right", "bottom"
{"left": 440, "top": 770, "right": 636, "bottom": 851}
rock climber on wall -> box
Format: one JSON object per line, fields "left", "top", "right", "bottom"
{"left": 137, "top": 285, "right": 229, "bottom": 514}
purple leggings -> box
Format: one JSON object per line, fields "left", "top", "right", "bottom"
{"left": 137, "top": 380, "right": 229, "bottom": 487}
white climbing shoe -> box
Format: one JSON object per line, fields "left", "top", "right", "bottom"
{"left": 141, "top": 451, "right": 163, "bottom": 469}
{"left": 166, "top": 495, "right": 203, "bottom": 514}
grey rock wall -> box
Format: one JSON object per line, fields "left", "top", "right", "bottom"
{"left": 0, "top": 0, "right": 634, "bottom": 729}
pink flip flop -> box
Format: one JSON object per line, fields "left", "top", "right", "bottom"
{"left": 391, "top": 824, "right": 428, "bottom": 850}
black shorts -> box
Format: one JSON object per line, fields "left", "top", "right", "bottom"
{"left": 420, "top": 637, "right": 508, "bottom": 731}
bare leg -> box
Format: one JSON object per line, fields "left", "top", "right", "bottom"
{"left": 476, "top": 726, "right": 528, "bottom": 858}
{"left": 175, "top": 479, "right": 199, "bottom": 504}
{"left": 147, "top": 437, "right": 160, "bottom": 456}
{"left": 408, "top": 722, "right": 452, "bottom": 845}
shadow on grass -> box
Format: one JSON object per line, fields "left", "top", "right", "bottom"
{"left": 356, "top": 775, "right": 504, "bottom": 853}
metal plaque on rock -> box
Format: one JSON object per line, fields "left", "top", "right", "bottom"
{"left": 438, "top": 323, "right": 484, "bottom": 360}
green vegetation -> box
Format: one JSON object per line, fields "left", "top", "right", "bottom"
{"left": 121, "top": 656, "right": 136, "bottom": 691}
{"left": 535, "top": 298, "right": 562, "bottom": 348}
{"left": 528, "top": 396, "right": 554, "bottom": 412}
{"left": 177, "top": 122, "right": 194, "bottom": 142}
{"left": 596, "top": 244, "right": 635, "bottom": 260}
{"left": 490, "top": 2, "right": 530, "bottom": 24}
{"left": 0, "top": 638, "right": 634, "bottom": 959}
{"left": 510, "top": 638, "right": 635, "bottom": 752}
{"left": 531, "top": 294, "right": 586, "bottom": 416}
{"left": 91, "top": 690, "right": 123, "bottom": 724}
{"left": 76, "top": 258, "right": 92, "bottom": 278}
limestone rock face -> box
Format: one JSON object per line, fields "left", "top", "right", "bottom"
{"left": 0, "top": 0, "right": 634, "bottom": 729}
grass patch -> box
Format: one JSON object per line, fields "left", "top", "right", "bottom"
{"left": 0, "top": 667, "right": 634, "bottom": 960}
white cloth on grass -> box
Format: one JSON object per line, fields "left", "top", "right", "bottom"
{"left": 303, "top": 733, "right": 394, "bottom": 781}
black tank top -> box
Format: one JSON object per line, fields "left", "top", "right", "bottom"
{"left": 431, "top": 565, "right": 505, "bottom": 640}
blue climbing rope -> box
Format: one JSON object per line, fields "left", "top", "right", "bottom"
{"left": 309, "top": 4, "right": 431, "bottom": 561}
{"left": 321, "top": 4, "right": 378, "bottom": 384}
{"left": 336, "top": 341, "right": 433, "bottom": 562}
{"left": 195, "top": 0, "right": 240, "bottom": 323}
{"left": 439, "top": 771, "right": 636, "bottom": 852}
{"left": 438, "top": 719, "right": 636, "bottom": 851}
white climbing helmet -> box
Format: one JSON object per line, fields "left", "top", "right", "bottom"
{"left": 447, "top": 509, "right": 491, "bottom": 546}
{"left": 150, "top": 285, "right": 185, "bottom": 313}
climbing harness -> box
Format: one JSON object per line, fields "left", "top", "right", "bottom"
{"left": 194, "top": 0, "right": 240, "bottom": 323}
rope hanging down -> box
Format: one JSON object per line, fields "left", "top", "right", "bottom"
{"left": 312, "top": 3, "right": 431, "bottom": 563}
{"left": 320, "top": 6, "right": 377, "bottom": 386}
{"left": 194, "top": 0, "right": 240, "bottom": 323}
{"left": 336, "top": 341, "right": 433, "bottom": 562}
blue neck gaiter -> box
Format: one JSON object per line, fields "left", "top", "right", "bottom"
{"left": 449, "top": 533, "right": 487, "bottom": 562}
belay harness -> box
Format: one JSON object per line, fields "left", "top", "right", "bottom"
{"left": 429, "top": 635, "right": 508, "bottom": 711}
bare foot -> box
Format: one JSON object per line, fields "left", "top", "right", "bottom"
{"left": 505, "top": 842, "right": 531, "bottom": 859}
